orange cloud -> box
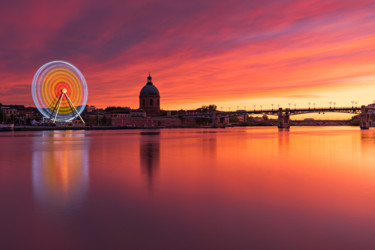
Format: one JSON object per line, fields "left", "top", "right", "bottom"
{"left": 1, "top": 0, "right": 375, "bottom": 110}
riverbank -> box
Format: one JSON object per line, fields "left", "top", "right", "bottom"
{"left": 1, "top": 123, "right": 363, "bottom": 132}
{"left": 12, "top": 125, "right": 168, "bottom": 131}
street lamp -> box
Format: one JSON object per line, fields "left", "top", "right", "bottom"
{"left": 294, "top": 103, "right": 296, "bottom": 110}
{"left": 271, "top": 104, "right": 274, "bottom": 111}
{"left": 329, "top": 101, "right": 332, "bottom": 109}
{"left": 333, "top": 102, "right": 336, "bottom": 109}
{"left": 288, "top": 103, "right": 291, "bottom": 109}
{"left": 308, "top": 102, "right": 311, "bottom": 109}
{"left": 260, "top": 105, "right": 263, "bottom": 111}
{"left": 351, "top": 101, "right": 354, "bottom": 108}
{"left": 313, "top": 103, "right": 316, "bottom": 109}
{"left": 254, "top": 105, "right": 256, "bottom": 111}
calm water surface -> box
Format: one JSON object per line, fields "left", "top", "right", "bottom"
{"left": 1, "top": 127, "right": 375, "bottom": 249}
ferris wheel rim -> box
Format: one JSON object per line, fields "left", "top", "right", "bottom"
{"left": 31, "top": 60, "right": 88, "bottom": 122}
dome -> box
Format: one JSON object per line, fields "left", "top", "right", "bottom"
{"left": 139, "top": 74, "right": 160, "bottom": 96}
{"left": 140, "top": 85, "right": 159, "bottom": 96}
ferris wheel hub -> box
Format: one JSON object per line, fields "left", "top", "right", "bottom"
{"left": 62, "top": 88, "right": 67, "bottom": 94}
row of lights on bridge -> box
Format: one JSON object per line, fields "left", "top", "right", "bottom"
{"left": 221, "top": 101, "right": 361, "bottom": 111}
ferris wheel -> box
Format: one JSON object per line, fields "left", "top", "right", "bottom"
{"left": 31, "top": 61, "right": 88, "bottom": 123}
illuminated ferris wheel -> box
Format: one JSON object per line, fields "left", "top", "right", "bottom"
{"left": 31, "top": 61, "right": 88, "bottom": 123}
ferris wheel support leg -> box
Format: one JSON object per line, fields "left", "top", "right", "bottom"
{"left": 65, "top": 94, "right": 85, "bottom": 124}
{"left": 49, "top": 94, "right": 61, "bottom": 121}
{"left": 53, "top": 94, "right": 64, "bottom": 123}
{"left": 49, "top": 93, "right": 63, "bottom": 123}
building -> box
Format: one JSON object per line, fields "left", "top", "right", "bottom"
{"left": 86, "top": 105, "right": 97, "bottom": 113}
{"left": 139, "top": 74, "right": 160, "bottom": 116}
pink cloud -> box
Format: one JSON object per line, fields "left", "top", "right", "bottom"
{"left": 1, "top": 0, "right": 375, "bottom": 108}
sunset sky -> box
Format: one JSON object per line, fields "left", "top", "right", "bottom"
{"left": 1, "top": 0, "right": 375, "bottom": 116}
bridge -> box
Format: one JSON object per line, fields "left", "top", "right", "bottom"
{"left": 183, "top": 105, "right": 374, "bottom": 129}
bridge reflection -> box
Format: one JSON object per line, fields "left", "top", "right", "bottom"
{"left": 31, "top": 130, "right": 90, "bottom": 213}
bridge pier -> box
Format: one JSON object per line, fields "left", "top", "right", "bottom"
{"left": 278, "top": 108, "right": 290, "bottom": 129}
{"left": 243, "top": 114, "right": 248, "bottom": 123}
{"left": 360, "top": 105, "right": 370, "bottom": 130}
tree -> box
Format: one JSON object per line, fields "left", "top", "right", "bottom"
{"left": 200, "top": 104, "right": 217, "bottom": 112}
{"left": 262, "top": 114, "right": 269, "bottom": 121}
{"left": 105, "top": 106, "right": 131, "bottom": 112}
{"left": 208, "top": 105, "right": 217, "bottom": 111}
{"left": 349, "top": 115, "right": 360, "bottom": 126}
{"left": 247, "top": 116, "right": 255, "bottom": 125}
{"left": 105, "top": 106, "right": 122, "bottom": 112}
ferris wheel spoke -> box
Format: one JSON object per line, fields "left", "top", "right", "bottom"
{"left": 49, "top": 93, "right": 63, "bottom": 122}
{"left": 53, "top": 93, "right": 64, "bottom": 123}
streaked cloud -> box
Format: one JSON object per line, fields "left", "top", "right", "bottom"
{"left": 1, "top": 0, "right": 375, "bottom": 108}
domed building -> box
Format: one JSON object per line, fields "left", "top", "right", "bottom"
{"left": 139, "top": 74, "right": 160, "bottom": 115}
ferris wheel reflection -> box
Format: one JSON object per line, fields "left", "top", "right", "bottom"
{"left": 32, "top": 130, "right": 90, "bottom": 213}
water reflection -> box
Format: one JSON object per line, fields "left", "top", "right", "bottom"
{"left": 32, "top": 130, "right": 90, "bottom": 213}
{"left": 202, "top": 136, "right": 217, "bottom": 160}
{"left": 278, "top": 129, "right": 290, "bottom": 157}
{"left": 140, "top": 131, "right": 160, "bottom": 189}
{"left": 360, "top": 129, "right": 375, "bottom": 157}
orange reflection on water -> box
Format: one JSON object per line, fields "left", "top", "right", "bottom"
{"left": 141, "top": 128, "right": 375, "bottom": 234}
{"left": 32, "top": 130, "right": 89, "bottom": 212}
{"left": 13, "top": 127, "right": 375, "bottom": 249}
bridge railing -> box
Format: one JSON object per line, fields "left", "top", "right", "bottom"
{"left": 181, "top": 106, "right": 367, "bottom": 118}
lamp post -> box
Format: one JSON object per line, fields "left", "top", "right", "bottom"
{"left": 271, "top": 104, "right": 274, "bottom": 111}
{"left": 333, "top": 102, "right": 336, "bottom": 109}
{"left": 329, "top": 101, "right": 332, "bottom": 109}
{"left": 313, "top": 103, "right": 316, "bottom": 110}
{"left": 308, "top": 102, "right": 311, "bottom": 110}
{"left": 254, "top": 105, "right": 256, "bottom": 111}
{"left": 288, "top": 103, "right": 291, "bottom": 109}
{"left": 260, "top": 105, "right": 263, "bottom": 111}
{"left": 294, "top": 103, "right": 296, "bottom": 110}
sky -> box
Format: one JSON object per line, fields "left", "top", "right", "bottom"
{"left": 1, "top": 0, "right": 375, "bottom": 116}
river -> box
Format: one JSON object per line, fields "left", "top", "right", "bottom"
{"left": 0, "top": 127, "right": 374, "bottom": 249}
